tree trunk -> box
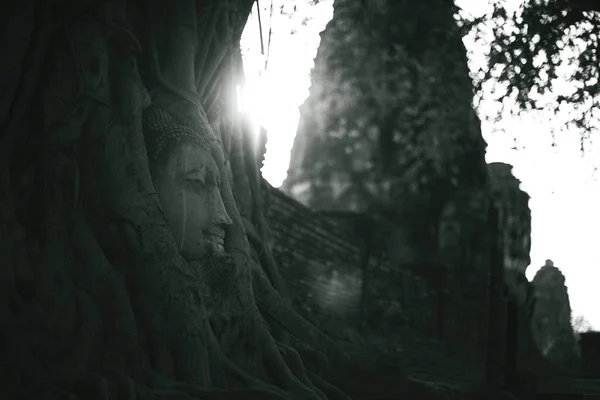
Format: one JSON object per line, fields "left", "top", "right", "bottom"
{"left": 0, "top": 1, "right": 414, "bottom": 399}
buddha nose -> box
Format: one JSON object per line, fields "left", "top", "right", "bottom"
{"left": 212, "top": 188, "right": 233, "bottom": 227}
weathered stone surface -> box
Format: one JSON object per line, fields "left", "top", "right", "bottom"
{"left": 488, "top": 162, "right": 532, "bottom": 275}
{"left": 531, "top": 260, "right": 580, "bottom": 370}
{"left": 278, "top": 0, "right": 494, "bottom": 365}
{"left": 263, "top": 183, "right": 491, "bottom": 389}
{"left": 486, "top": 165, "right": 566, "bottom": 378}
{"left": 263, "top": 181, "right": 489, "bottom": 365}
{"left": 282, "top": 0, "right": 489, "bottom": 217}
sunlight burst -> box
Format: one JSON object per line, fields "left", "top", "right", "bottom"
{"left": 240, "top": 0, "right": 334, "bottom": 187}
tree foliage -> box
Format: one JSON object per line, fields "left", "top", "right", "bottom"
{"left": 572, "top": 314, "right": 594, "bottom": 333}
{"left": 464, "top": 0, "right": 600, "bottom": 134}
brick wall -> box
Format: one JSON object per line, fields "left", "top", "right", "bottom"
{"left": 263, "top": 182, "right": 488, "bottom": 361}
{"left": 263, "top": 183, "right": 364, "bottom": 323}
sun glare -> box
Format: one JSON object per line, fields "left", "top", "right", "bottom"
{"left": 240, "top": 0, "right": 334, "bottom": 187}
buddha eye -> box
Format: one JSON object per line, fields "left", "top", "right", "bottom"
{"left": 186, "top": 177, "right": 204, "bottom": 185}
{"left": 184, "top": 171, "right": 206, "bottom": 186}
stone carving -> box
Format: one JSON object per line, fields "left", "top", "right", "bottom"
{"left": 143, "top": 107, "right": 233, "bottom": 260}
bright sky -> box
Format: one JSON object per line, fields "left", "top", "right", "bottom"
{"left": 240, "top": 0, "right": 599, "bottom": 329}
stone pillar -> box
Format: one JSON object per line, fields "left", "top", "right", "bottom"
{"left": 486, "top": 202, "right": 507, "bottom": 388}
{"left": 580, "top": 331, "right": 600, "bottom": 378}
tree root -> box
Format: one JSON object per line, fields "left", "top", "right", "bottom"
{"left": 152, "top": 384, "right": 290, "bottom": 400}
{"left": 0, "top": 2, "right": 53, "bottom": 156}
{"left": 55, "top": 290, "right": 101, "bottom": 379}
{"left": 68, "top": 209, "right": 142, "bottom": 375}
{"left": 308, "top": 374, "right": 352, "bottom": 400}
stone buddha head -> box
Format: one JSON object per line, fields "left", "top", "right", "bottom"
{"left": 143, "top": 107, "right": 233, "bottom": 260}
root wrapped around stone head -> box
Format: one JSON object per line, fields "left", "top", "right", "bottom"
{"left": 0, "top": 1, "right": 417, "bottom": 399}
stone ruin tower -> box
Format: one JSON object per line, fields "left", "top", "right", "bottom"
{"left": 531, "top": 260, "right": 579, "bottom": 369}
{"left": 488, "top": 162, "right": 533, "bottom": 310}
{"left": 281, "top": 0, "right": 495, "bottom": 360}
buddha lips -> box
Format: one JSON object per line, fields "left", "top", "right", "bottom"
{"left": 205, "top": 229, "right": 226, "bottom": 254}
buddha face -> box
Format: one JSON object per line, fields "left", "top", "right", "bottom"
{"left": 151, "top": 141, "right": 233, "bottom": 260}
